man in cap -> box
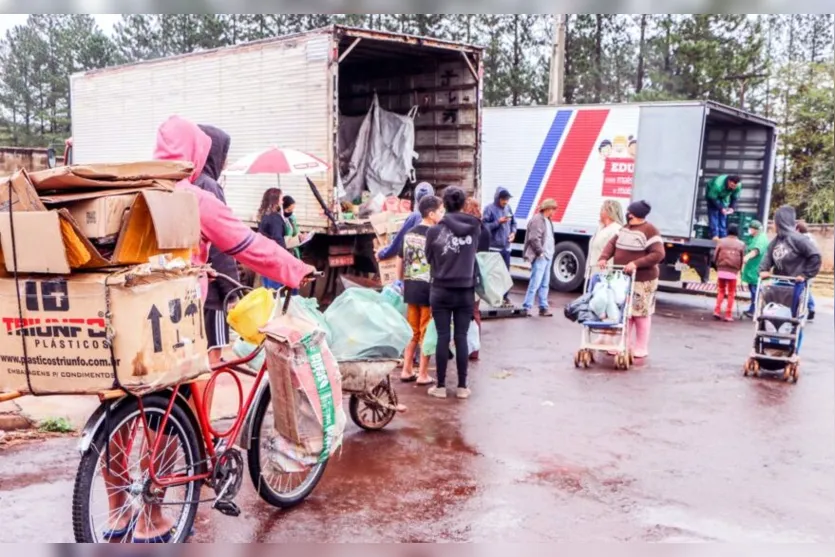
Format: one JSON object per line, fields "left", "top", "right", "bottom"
{"left": 483, "top": 187, "right": 517, "bottom": 304}
{"left": 522, "top": 199, "right": 558, "bottom": 316}
{"left": 741, "top": 219, "right": 768, "bottom": 319}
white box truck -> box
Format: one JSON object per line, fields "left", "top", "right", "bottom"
{"left": 68, "top": 26, "right": 483, "bottom": 292}
{"left": 482, "top": 101, "right": 777, "bottom": 292}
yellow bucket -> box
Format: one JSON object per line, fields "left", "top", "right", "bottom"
{"left": 226, "top": 288, "right": 275, "bottom": 344}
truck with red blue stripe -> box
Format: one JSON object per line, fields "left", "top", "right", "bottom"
{"left": 482, "top": 101, "right": 777, "bottom": 293}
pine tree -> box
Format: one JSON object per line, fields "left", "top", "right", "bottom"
{"left": 114, "top": 15, "right": 163, "bottom": 61}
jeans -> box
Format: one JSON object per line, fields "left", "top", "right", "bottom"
{"left": 523, "top": 257, "right": 552, "bottom": 310}
{"left": 708, "top": 207, "right": 727, "bottom": 238}
{"left": 808, "top": 284, "right": 816, "bottom": 313}
{"left": 430, "top": 286, "right": 475, "bottom": 389}
{"left": 746, "top": 283, "right": 758, "bottom": 314}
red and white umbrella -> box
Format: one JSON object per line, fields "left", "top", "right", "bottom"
{"left": 224, "top": 146, "right": 329, "bottom": 176}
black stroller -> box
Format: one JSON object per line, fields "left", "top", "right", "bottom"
{"left": 743, "top": 276, "right": 810, "bottom": 383}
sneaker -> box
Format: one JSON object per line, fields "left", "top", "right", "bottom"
{"left": 743, "top": 311, "right": 754, "bottom": 320}
{"left": 808, "top": 311, "right": 816, "bottom": 322}
{"left": 427, "top": 387, "right": 447, "bottom": 399}
{"left": 456, "top": 388, "right": 471, "bottom": 400}
{"left": 539, "top": 308, "right": 553, "bottom": 317}
{"left": 723, "top": 316, "right": 734, "bottom": 323}
{"left": 713, "top": 312, "right": 722, "bottom": 320}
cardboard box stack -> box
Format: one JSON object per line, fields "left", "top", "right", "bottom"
{"left": 0, "top": 162, "right": 210, "bottom": 396}
{"left": 370, "top": 212, "right": 408, "bottom": 287}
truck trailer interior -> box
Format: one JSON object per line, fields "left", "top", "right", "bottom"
{"left": 695, "top": 108, "right": 776, "bottom": 229}
{"left": 662, "top": 105, "right": 776, "bottom": 283}
{"left": 336, "top": 30, "right": 481, "bottom": 200}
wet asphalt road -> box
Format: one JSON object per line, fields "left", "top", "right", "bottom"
{"left": 0, "top": 289, "right": 832, "bottom": 542}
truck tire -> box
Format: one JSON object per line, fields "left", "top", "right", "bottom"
{"left": 550, "top": 241, "right": 586, "bottom": 292}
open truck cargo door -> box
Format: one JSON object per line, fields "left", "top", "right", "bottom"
{"left": 632, "top": 104, "right": 706, "bottom": 239}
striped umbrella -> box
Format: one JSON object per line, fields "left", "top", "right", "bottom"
{"left": 224, "top": 146, "right": 329, "bottom": 176}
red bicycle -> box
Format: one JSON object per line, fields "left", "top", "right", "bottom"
{"left": 71, "top": 279, "right": 327, "bottom": 543}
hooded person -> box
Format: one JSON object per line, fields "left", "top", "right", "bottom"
{"left": 106, "top": 117, "right": 315, "bottom": 543}
{"left": 759, "top": 206, "right": 821, "bottom": 318}
{"left": 425, "top": 186, "right": 481, "bottom": 400}
{"left": 377, "top": 182, "right": 435, "bottom": 261}
{"left": 153, "top": 116, "right": 313, "bottom": 298}
{"left": 482, "top": 187, "right": 517, "bottom": 269}
{"left": 194, "top": 124, "right": 239, "bottom": 350}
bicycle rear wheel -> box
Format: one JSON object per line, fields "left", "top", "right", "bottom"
{"left": 72, "top": 394, "right": 202, "bottom": 544}
{"left": 246, "top": 387, "right": 327, "bottom": 509}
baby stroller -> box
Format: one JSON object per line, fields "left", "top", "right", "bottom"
{"left": 743, "top": 275, "right": 810, "bottom": 383}
{"left": 573, "top": 267, "right": 635, "bottom": 371}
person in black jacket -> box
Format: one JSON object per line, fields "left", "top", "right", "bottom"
{"left": 257, "top": 187, "right": 287, "bottom": 290}
{"left": 425, "top": 187, "right": 481, "bottom": 400}
{"left": 196, "top": 124, "right": 239, "bottom": 350}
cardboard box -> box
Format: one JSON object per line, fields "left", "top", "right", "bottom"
{"left": 0, "top": 169, "right": 47, "bottom": 213}
{"left": 28, "top": 161, "right": 191, "bottom": 192}
{"left": 0, "top": 267, "right": 209, "bottom": 395}
{"left": 378, "top": 257, "right": 402, "bottom": 286}
{"left": 60, "top": 193, "right": 137, "bottom": 239}
{"left": 0, "top": 170, "right": 199, "bottom": 274}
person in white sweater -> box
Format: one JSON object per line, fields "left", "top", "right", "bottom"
{"left": 587, "top": 200, "right": 625, "bottom": 277}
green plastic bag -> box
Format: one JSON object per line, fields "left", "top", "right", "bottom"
{"left": 476, "top": 252, "right": 514, "bottom": 307}
{"left": 325, "top": 288, "right": 412, "bottom": 361}
{"left": 381, "top": 283, "right": 407, "bottom": 317}
{"left": 422, "top": 320, "right": 438, "bottom": 357}
{"left": 421, "top": 320, "right": 480, "bottom": 357}
{"left": 287, "top": 296, "right": 332, "bottom": 344}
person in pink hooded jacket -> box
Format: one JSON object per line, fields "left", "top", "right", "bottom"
{"left": 100, "top": 116, "right": 315, "bottom": 543}
{"left": 154, "top": 115, "right": 314, "bottom": 291}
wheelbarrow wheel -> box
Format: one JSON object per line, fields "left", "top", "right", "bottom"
{"left": 349, "top": 379, "right": 398, "bottom": 432}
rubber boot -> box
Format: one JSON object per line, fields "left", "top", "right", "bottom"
{"left": 632, "top": 316, "right": 652, "bottom": 359}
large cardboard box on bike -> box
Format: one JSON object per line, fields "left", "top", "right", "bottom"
{"left": 0, "top": 267, "right": 209, "bottom": 395}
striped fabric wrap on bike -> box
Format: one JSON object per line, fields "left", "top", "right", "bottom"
{"left": 302, "top": 335, "right": 336, "bottom": 463}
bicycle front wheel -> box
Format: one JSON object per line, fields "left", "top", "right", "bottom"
{"left": 246, "top": 387, "right": 327, "bottom": 509}
{"left": 72, "top": 394, "right": 202, "bottom": 544}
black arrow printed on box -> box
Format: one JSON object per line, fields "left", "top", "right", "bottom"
{"left": 147, "top": 305, "right": 163, "bottom": 354}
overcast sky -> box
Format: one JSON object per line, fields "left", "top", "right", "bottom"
{"left": 0, "top": 13, "right": 120, "bottom": 37}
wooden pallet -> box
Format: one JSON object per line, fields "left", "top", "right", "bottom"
{"left": 480, "top": 305, "right": 529, "bottom": 320}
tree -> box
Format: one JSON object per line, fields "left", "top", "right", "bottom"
{"left": 773, "top": 62, "right": 835, "bottom": 222}
{"left": 114, "top": 15, "right": 163, "bottom": 61}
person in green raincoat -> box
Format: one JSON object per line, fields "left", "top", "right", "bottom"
{"left": 283, "top": 196, "right": 302, "bottom": 294}
{"left": 282, "top": 195, "right": 301, "bottom": 259}
{"left": 706, "top": 174, "right": 742, "bottom": 239}
{"left": 742, "top": 220, "right": 768, "bottom": 318}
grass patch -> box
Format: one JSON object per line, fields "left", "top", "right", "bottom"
{"left": 38, "top": 417, "right": 74, "bottom": 434}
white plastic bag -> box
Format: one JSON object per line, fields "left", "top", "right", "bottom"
{"left": 589, "top": 281, "right": 620, "bottom": 322}
{"left": 763, "top": 303, "right": 793, "bottom": 335}
{"left": 467, "top": 321, "right": 480, "bottom": 355}
{"left": 589, "top": 282, "right": 609, "bottom": 318}
{"left": 610, "top": 272, "right": 629, "bottom": 306}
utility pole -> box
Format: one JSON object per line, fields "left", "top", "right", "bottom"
{"left": 548, "top": 14, "right": 567, "bottom": 106}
